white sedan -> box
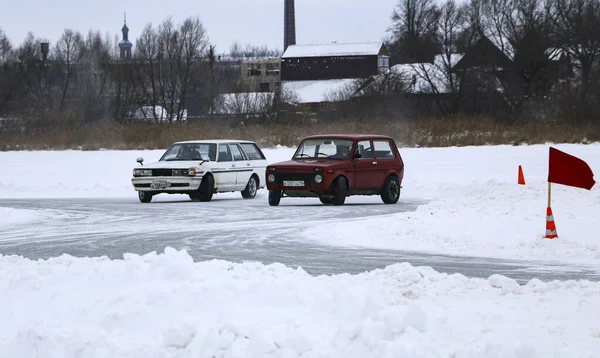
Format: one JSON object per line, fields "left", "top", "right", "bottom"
{"left": 131, "top": 140, "right": 268, "bottom": 203}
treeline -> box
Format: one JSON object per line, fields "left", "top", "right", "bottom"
{"left": 370, "top": 0, "right": 600, "bottom": 124}
{"left": 0, "top": 16, "right": 281, "bottom": 124}
{"left": 1, "top": 0, "right": 600, "bottom": 127}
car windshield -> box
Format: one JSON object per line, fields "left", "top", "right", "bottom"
{"left": 159, "top": 143, "right": 217, "bottom": 161}
{"left": 293, "top": 138, "right": 354, "bottom": 160}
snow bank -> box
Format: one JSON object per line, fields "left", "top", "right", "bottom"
{"left": 0, "top": 248, "right": 598, "bottom": 358}
{"left": 305, "top": 144, "right": 600, "bottom": 266}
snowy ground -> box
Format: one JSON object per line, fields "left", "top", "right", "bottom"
{"left": 1, "top": 143, "right": 599, "bottom": 357}
{"left": 1, "top": 143, "right": 599, "bottom": 266}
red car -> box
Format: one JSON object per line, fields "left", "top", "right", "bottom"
{"left": 266, "top": 134, "right": 404, "bottom": 206}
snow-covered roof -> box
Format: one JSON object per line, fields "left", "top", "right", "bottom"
{"left": 282, "top": 79, "right": 358, "bottom": 103}
{"left": 282, "top": 42, "right": 386, "bottom": 59}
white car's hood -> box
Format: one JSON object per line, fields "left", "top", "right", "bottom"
{"left": 137, "top": 160, "right": 207, "bottom": 169}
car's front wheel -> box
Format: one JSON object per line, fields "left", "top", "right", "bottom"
{"left": 380, "top": 176, "right": 400, "bottom": 204}
{"left": 319, "top": 196, "right": 334, "bottom": 205}
{"left": 268, "top": 190, "right": 281, "bottom": 206}
{"left": 241, "top": 176, "right": 258, "bottom": 199}
{"left": 198, "top": 174, "right": 215, "bottom": 202}
{"left": 138, "top": 191, "right": 153, "bottom": 203}
{"left": 332, "top": 177, "right": 348, "bottom": 205}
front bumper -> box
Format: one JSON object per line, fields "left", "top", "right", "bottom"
{"left": 131, "top": 176, "right": 203, "bottom": 191}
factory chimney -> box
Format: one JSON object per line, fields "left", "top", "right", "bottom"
{"left": 284, "top": 0, "right": 296, "bottom": 52}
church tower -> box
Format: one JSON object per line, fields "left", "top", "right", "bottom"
{"left": 118, "top": 13, "right": 133, "bottom": 60}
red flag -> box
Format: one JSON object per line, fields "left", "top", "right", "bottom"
{"left": 548, "top": 147, "right": 595, "bottom": 190}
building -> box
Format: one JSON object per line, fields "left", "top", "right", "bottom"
{"left": 280, "top": 42, "right": 390, "bottom": 81}
{"left": 118, "top": 15, "right": 133, "bottom": 60}
{"left": 240, "top": 58, "right": 281, "bottom": 92}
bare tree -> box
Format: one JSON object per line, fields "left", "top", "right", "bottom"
{"left": 0, "top": 28, "right": 16, "bottom": 114}
{"left": 76, "top": 31, "right": 112, "bottom": 121}
{"left": 388, "top": 0, "right": 441, "bottom": 63}
{"left": 549, "top": 0, "right": 600, "bottom": 98}
{"left": 54, "top": 29, "right": 86, "bottom": 111}
{"left": 173, "top": 16, "right": 209, "bottom": 121}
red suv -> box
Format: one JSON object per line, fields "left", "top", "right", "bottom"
{"left": 265, "top": 134, "right": 404, "bottom": 206}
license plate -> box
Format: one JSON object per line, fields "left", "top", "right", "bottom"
{"left": 151, "top": 181, "right": 170, "bottom": 189}
{"left": 283, "top": 180, "right": 304, "bottom": 187}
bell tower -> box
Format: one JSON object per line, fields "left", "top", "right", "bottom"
{"left": 118, "top": 13, "right": 133, "bottom": 60}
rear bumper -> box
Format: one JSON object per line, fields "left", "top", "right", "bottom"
{"left": 131, "top": 176, "right": 203, "bottom": 191}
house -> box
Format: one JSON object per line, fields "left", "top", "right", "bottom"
{"left": 280, "top": 42, "right": 390, "bottom": 81}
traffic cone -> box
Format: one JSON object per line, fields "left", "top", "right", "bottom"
{"left": 518, "top": 165, "right": 526, "bottom": 185}
{"left": 545, "top": 207, "right": 558, "bottom": 239}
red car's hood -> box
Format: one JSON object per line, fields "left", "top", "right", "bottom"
{"left": 269, "top": 159, "right": 349, "bottom": 172}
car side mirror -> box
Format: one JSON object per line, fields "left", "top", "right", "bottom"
{"left": 137, "top": 157, "right": 144, "bottom": 165}
{"left": 201, "top": 155, "right": 210, "bottom": 162}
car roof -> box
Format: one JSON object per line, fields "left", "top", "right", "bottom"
{"left": 300, "top": 134, "right": 394, "bottom": 141}
{"left": 172, "top": 139, "right": 257, "bottom": 145}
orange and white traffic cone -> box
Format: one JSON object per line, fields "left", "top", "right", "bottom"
{"left": 518, "top": 165, "right": 526, "bottom": 185}
{"left": 545, "top": 207, "right": 558, "bottom": 239}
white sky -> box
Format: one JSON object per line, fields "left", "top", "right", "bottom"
{"left": 0, "top": 0, "right": 398, "bottom": 54}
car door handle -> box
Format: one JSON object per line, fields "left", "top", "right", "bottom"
{"left": 372, "top": 161, "right": 377, "bottom": 165}
{"left": 247, "top": 163, "right": 250, "bottom": 166}
{"left": 232, "top": 164, "right": 236, "bottom": 168}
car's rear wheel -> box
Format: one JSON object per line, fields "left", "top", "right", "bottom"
{"left": 381, "top": 175, "right": 400, "bottom": 204}
{"left": 189, "top": 192, "right": 200, "bottom": 201}
{"left": 138, "top": 191, "right": 153, "bottom": 203}
{"left": 332, "top": 177, "right": 347, "bottom": 205}
{"left": 241, "top": 175, "right": 258, "bottom": 199}
{"left": 268, "top": 190, "right": 281, "bottom": 206}
{"left": 198, "top": 175, "right": 215, "bottom": 202}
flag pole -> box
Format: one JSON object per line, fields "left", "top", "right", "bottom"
{"left": 547, "top": 182, "right": 551, "bottom": 208}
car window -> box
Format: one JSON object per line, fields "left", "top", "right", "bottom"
{"left": 373, "top": 140, "right": 395, "bottom": 158}
{"left": 159, "top": 143, "right": 217, "bottom": 161}
{"left": 229, "top": 143, "right": 247, "bottom": 161}
{"left": 194, "top": 143, "right": 217, "bottom": 161}
{"left": 240, "top": 143, "right": 266, "bottom": 160}
{"left": 356, "top": 140, "right": 373, "bottom": 159}
{"left": 218, "top": 144, "right": 233, "bottom": 162}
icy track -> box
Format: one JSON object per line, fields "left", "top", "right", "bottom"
{"left": 1, "top": 248, "right": 599, "bottom": 358}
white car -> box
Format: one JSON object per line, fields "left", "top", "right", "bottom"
{"left": 131, "top": 140, "right": 268, "bottom": 203}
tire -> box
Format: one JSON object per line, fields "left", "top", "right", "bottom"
{"left": 138, "top": 191, "right": 153, "bottom": 203}
{"left": 189, "top": 193, "right": 200, "bottom": 201}
{"left": 319, "top": 196, "right": 334, "bottom": 205}
{"left": 332, "top": 177, "right": 348, "bottom": 206}
{"left": 241, "top": 175, "right": 258, "bottom": 199}
{"left": 381, "top": 176, "right": 400, "bottom": 204}
{"left": 198, "top": 174, "right": 215, "bottom": 202}
{"left": 268, "top": 190, "right": 281, "bottom": 206}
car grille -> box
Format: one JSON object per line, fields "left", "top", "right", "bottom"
{"left": 273, "top": 172, "right": 316, "bottom": 185}
{"left": 152, "top": 169, "right": 173, "bottom": 177}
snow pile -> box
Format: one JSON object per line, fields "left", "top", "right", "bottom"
{"left": 0, "top": 207, "right": 39, "bottom": 228}
{"left": 1, "top": 248, "right": 599, "bottom": 358}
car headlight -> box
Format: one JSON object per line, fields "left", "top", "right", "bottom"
{"left": 133, "top": 169, "right": 152, "bottom": 177}
{"left": 189, "top": 168, "right": 203, "bottom": 176}
{"left": 268, "top": 173, "right": 276, "bottom": 183}
{"left": 315, "top": 174, "right": 323, "bottom": 184}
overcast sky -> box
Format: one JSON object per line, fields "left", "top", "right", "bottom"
{"left": 0, "top": 0, "right": 399, "bottom": 54}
